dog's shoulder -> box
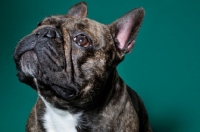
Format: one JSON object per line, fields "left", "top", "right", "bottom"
{"left": 126, "top": 86, "right": 140, "bottom": 113}
{"left": 126, "top": 86, "right": 152, "bottom": 131}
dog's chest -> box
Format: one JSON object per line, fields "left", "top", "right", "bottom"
{"left": 41, "top": 98, "right": 82, "bottom": 132}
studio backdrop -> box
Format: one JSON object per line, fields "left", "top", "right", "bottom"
{"left": 0, "top": 0, "right": 200, "bottom": 132}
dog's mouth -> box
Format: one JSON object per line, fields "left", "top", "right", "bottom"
{"left": 17, "top": 50, "right": 78, "bottom": 101}
{"left": 14, "top": 27, "right": 79, "bottom": 101}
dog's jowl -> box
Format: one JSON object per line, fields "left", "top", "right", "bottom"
{"left": 14, "top": 2, "right": 152, "bottom": 132}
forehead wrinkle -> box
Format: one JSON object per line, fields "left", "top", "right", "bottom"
{"left": 75, "top": 19, "right": 105, "bottom": 39}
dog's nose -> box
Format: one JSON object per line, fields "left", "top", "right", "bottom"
{"left": 36, "top": 27, "right": 62, "bottom": 39}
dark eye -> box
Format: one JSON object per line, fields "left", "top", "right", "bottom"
{"left": 73, "top": 34, "right": 90, "bottom": 47}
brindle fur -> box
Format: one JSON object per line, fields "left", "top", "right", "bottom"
{"left": 14, "top": 2, "right": 152, "bottom": 132}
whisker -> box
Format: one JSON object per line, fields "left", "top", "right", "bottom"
{"left": 33, "top": 78, "right": 39, "bottom": 92}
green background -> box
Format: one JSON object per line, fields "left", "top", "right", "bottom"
{"left": 0, "top": 0, "right": 200, "bottom": 131}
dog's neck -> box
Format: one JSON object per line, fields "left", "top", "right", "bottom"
{"left": 77, "top": 69, "right": 124, "bottom": 111}
{"left": 36, "top": 69, "right": 126, "bottom": 132}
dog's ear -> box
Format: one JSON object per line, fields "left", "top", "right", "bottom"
{"left": 67, "top": 2, "right": 88, "bottom": 18}
{"left": 109, "top": 8, "right": 145, "bottom": 54}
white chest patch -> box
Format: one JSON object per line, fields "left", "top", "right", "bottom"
{"left": 40, "top": 96, "right": 82, "bottom": 132}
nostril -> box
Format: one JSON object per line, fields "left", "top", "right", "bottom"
{"left": 35, "top": 27, "right": 62, "bottom": 39}
{"left": 45, "top": 30, "right": 56, "bottom": 38}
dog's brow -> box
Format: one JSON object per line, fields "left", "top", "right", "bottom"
{"left": 77, "top": 23, "right": 86, "bottom": 29}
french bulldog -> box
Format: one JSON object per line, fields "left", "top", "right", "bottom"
{"left": 14, "top": 2, "right": 152, "bottom": 132}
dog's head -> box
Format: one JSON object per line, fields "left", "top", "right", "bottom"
{"left": 14, "top": 2, "right": 144, "bottom": 107}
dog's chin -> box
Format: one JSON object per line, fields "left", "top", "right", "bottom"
{"left": 17, "top": 51, "right": 78, "bottom": 101}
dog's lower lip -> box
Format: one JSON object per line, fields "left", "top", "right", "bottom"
{"left": 15, "top": 51, "right": 39, "bottom": 85}
{"left": 18, "top": 50, "right": 37, "bottom": 63}
{"left": 15, "top": 50, "right": 34, "bottom": 69}
{"left": 20, "top": 50, "right": 38, "bottom": 70}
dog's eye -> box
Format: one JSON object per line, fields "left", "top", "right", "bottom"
{"left": 73, "top": 34, "right": 90, "bottom": 47}
{"left": 37, "top": 21, "right": 42, "bottom": 27}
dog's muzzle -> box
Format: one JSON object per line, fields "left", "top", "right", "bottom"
{"left": 14, "top": 27, "right": 78, "bottom": 100}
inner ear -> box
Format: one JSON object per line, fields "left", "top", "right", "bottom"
{"left": 110, "top": 8, "right": 145, "bottom": 54}
{"left": 67, "top": 2, "right": 88, "bottom": 18}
